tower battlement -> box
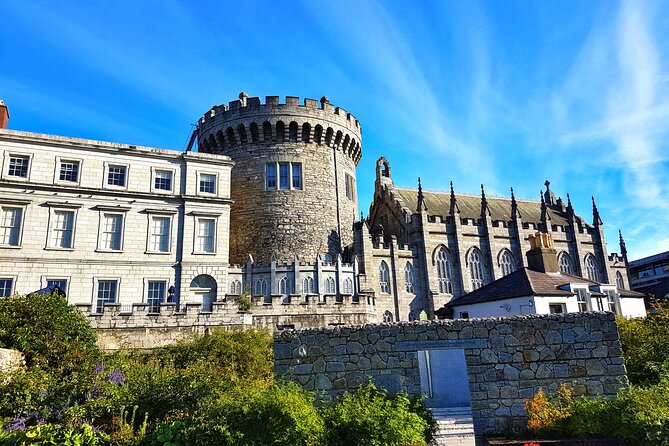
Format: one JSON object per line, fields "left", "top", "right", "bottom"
{"left": 198, "top": 93, "right": 362, "bottom": 164}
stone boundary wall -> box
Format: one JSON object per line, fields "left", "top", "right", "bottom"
{"left": 273, "top": 312, "right": 628, "bottom": 436}
{"left": 80, "top": 298, "right": 377, "bottom": 349}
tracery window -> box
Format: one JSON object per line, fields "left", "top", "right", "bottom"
{"left": 616, "top": 271, "right": 625, "bottom": 289}
{"left": 435, "top": 246, "right": 453, "bottom": 294}
{"left": 468, "top": 248, "right": 485, "bottom": 290}
{"left": 325, "top": 277, "right": 336, "bottom": 294}
{"left": 559, "top": 252, "right": 574, "bottom": 275}
{"left": 278, "top": 277, "right": 292, "bottom": 295}
{"left": 303, "top": 276, "right": 314, "bottom": 294}
{"left": 254, "top": 278, "right": 268, "bottom": 296}
{"left": 404, "top": 262, "right": 414, "bottom": 294}
{"left": 379, "top": 261, "right": 390, "bottom": 294}
{"left": 499, "top": 250, "right": 516, "bottom": 277}
{"left": 229, "top": 279, "right": 242, "bottom": 295}
{"left": 585, "top": 254, "right": 600, "bottom": 282}
{"left": 343, "top": 277, "right": 353, "bottom": 294}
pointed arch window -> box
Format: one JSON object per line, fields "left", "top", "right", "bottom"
{"left": 325, "top": 277, "right": 336, "bottom": 294}
{"left": 343, "top": 277, "right": 353, "bottom": 294}
{"left": 303, "top": 276, "right": 314, "bottom": 294}
{"left": 379, "top": 261, "right": 390, "bottom": 294}
{"left": 278, "top": 277, "right": 292, "bottom": 295}
{"left": 468, "top": 248, "right": 485, "bottom": 290}
{"left": 254, "top": 278, "right": 268, "bottom": 296}
{"left": 383, "top": 310, "right": 393, "bottom": 323}
{"left": 435, "top": 246, "right": 453, "bottom": 294}
{"left": 616, "top": 271, "right": 624, "bottom": 289}
{"left": 499, "top": 250, "right": 516, "bottom": 277}
{"left": 585, "top": 254, "right": 600, "bottom": 282}
{"left": 404, "top": 262, "right": 414, "bottom": 294}
{"left": 229, "top": 279, "right": 242, "bottom": 295}
{"left": 559, "top": 252, "right": 574, "bottom": 275}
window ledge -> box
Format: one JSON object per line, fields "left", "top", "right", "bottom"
{"left": 44, "top": 247, "right": 75, "bottom": 252}
{"left": 192, "top": 251, "right": 217, "bottom": 255}
{"left": 0, "top": 245, "right": 22, "bottom": 249}
{"left": 95, "top": 249, "right": 124, "bottom": 253}
{"left": 145, "top": 251, "right": 172, "bottom": 255}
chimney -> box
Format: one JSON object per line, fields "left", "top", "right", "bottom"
{"left": 0, "top": 100, "right": 8, "bottom": 129}
{"left": 526, "top": 232, "right": 559, "bottom": 273}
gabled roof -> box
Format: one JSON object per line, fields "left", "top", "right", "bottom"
{"left": 446, "top": 268, "right": 644, "bottom": 306}
{"left": 392, "top": 188, "right": 580, "bottom": 227}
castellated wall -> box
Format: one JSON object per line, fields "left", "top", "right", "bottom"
{"left": 197, "top": 95, "right": 362, "bottom": 264}
{"left": 273, "top": 312, "right": 628, "bottom": 436}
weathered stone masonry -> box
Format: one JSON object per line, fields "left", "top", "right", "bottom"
{"left": 273, "top": 312, "right": 628, "bottom": 436}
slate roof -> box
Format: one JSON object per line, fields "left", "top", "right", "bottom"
{"left": 446, "top": 268, "right": 644, "bottom": 306}
{"left": 392, "top": 188, "right": 578, "bottom": 227}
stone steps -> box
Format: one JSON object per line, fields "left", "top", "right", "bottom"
{"left": 430, "top": 407, "right": 476, "bottom": 446}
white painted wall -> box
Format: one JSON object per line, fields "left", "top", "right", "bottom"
{"left": 619, "top": 297, "right": 647, "bottom": 318}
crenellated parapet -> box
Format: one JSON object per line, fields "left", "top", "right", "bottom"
{"left": 198, "top": 93, "right": 362, "bottom": 165}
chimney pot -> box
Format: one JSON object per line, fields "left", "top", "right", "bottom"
{"left": 0, "top": 100, "right": 9, "bottom": 129}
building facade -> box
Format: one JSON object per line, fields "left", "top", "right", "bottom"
{"left": 0, "top": 94, "right": 637, "bottom": 336}
{"left": 0, "top": 128, "right": 234, "bottom": 312}
{"left": 354, "top": 157, "right": 633, "bottom": 322}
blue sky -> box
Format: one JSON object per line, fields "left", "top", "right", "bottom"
{"left": 1, "top": 0, "right": 668, "bottom": 260}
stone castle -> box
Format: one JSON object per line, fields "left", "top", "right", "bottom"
{"left": 0, "top": 94, "right": 633, "bottom": 346}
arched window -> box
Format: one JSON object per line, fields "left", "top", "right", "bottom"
{"left": 585, "top": 254, "right": 600, "bottom": 282}
{"left": 499, "top": 250, "right": 516, "bottom": 277}
{"left": 254, "top": 278, "right": 268, "bottom": 296}
{"left": 303, "top": 276, "right": 314, "bottom": 294}
{"left": 276, "top": 121, "right": 285, "bottom": 143}
{"left": 250, "top": 122, "right": 259, "bottom": 143}
{"left": 559, "top": 252, "right": 574, "bottom": 275}
{"left": 404, "top": 262, "right": 414, "bottom": 293}
{"left": 435, "top": 246, "right": 453, "bottom": 294}
{"left": 325, "top": 127, "right": 333, "bottom": 146}
{"left": 301, "top": 123, "right": 311, "bottom": 142}
{"left": 325, "top": 277, "right": 336, "bottom": 294}
{"left": 343, "top": 277, "right": 353, "bottom": 294}
{"left": 314, "top": 125, "right": 323, "bottom": 144}
{"left": 190, "top": 275, "right": 217, "bottom": 312}
{"left": 226, "top": 127, "right": 236, "bottom": 146}
{"left": 383, "top": 310, "right": 393, "bottom": 323}
{"left": 229, "top": 279, "right": 242, "bottom": 295}
{"left": 262, "top": 121, "right": 272, "bottom": 142}
{"left": 616, "top": 271, "right": 624, "bottom": 289}
{"left": 379, "top": 261, "right": 390, "bottom": 294}
{"left": 237, "top": 124, "right": 248, "bottom": 144}
{"left": 468, "top": 248, "right": 485, "bottom": 290}
{"left": 289, "top": 121, "right": 298, "bottom": 141}
{"left": 278, "top": 277, "right": 292, "bottom": 295}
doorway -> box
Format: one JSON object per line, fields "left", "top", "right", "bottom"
{"left": 418, "top": 349, "right": 471, "bottom": 408}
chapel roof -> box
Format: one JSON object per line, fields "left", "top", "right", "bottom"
{"left": 392, "top": 188, "right": 577, "bottom": 227}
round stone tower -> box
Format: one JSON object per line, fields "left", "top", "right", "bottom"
{"left": 197, "top": 93, "right": 362, "bottom": 264}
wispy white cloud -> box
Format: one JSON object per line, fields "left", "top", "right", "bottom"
{"left": 300, "top": 0, "right": 497, "bottom": 183}
{"left": 547, "top": 0, "right": 669, "bottom": 258}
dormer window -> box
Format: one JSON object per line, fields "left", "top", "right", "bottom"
{"left": 574, "top": 287, "right": 590, "bottom": 312}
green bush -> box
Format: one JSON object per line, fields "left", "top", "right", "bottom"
{"left": 0, "top": 422, "right": 110, "bottom": 446}
{"left": 525, "top": 381, "right": 669, "bottom": 446}
{"left": 0, "top": 292, "right": 100, "bottom": 377}
{"left": 618, "top": 302, "right": 669, "bottom": 385}
{"left": 323, "top": 383, "right": 430, "bottom": 446}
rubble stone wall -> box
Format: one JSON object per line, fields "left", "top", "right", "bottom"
{"left": 273, "top": 312, "right": 628, "bottom": 436}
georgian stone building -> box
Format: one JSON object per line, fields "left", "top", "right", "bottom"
{"left": 0, "top": 126, "right": 234, "bottom": 311}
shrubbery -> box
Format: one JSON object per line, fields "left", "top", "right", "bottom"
{"left": 0, "top": 293, "right": 433, "bottom": 446}
{"left": 525, "top": 380, "right": 669, "bottom": 445}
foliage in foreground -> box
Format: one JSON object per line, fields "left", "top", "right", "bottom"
{"left": 525, "top": 380, "right": 669, "bottom": 446}
{"left": 145, "top": 383, "right": 433, "bottom": 446}
{"left": 0, "top": 293, "right": 433, "bottom": 446}
{"left": 617, "top": 302, "right": 669, "bottom": 385}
